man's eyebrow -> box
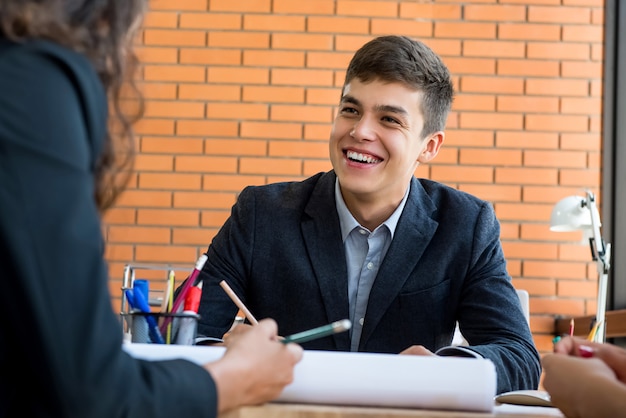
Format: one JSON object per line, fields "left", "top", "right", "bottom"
{"left": 375, "top": 104, "right": 409, "bottom": 117}
{"left": 340, "top": 95, "right": 360, "bottom": 106}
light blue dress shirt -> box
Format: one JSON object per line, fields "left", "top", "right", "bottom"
{"left": 334, "top": 179, "right": 409, "bottom": 351}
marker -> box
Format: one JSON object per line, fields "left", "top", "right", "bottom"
{"left": 132, "top": 286, "right": 165, "bottom": 344}
{"left": 281, "top": 319, "right": 351, "bottom": 344}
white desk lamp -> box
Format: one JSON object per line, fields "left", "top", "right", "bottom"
{"left": 550, "top": 191, "right": 611, "bottom": 342}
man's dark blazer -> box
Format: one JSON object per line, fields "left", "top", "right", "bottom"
{"left": 197, "top": 170, "right": 541, "bottom": 393}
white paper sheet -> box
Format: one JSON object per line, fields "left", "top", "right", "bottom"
{"left": 123, "top": 343, "right": 497, "bottom": 412}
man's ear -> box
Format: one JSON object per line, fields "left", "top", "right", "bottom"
{"left": 417, "top": 131, "right": 444, "bottom": 163}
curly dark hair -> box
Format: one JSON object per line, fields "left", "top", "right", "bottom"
{"left": 343, "top": 35, "right": 454, "bottom": 139}
{"left": 0, "top": 0, "right": 146, "bottom": 212}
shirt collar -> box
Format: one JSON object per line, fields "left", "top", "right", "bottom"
{"left": 335, "top": 178, "right": 410, "bottom": 242}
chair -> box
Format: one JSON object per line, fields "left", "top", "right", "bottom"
{"left": 452, "top": 289, "right": 530, "bottom": 346}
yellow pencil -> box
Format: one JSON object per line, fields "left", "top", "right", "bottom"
{"left": 587, "top": 319, "right": 603, "bottom": 341}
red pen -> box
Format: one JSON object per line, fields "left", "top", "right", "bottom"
{"left": 175, "top": 281, "right": 203, "bottom": 345}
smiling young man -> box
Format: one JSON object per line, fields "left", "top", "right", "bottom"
{"left": 192, "top": 35, "right": 541, "bottom": 394}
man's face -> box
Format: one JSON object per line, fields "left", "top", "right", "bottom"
{"left": 329, "top": 78, "right": 441, "bottom": 206}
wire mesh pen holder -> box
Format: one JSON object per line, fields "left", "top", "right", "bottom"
{"left": 120, "top": 263, "right": 194, "bottom": 343}
{"left": 121, "top": 311, "right": 200, "bottom": 345}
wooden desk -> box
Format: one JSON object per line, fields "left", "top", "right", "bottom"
{"left": 221, "top": 403, "right": 563, "bottom": 418}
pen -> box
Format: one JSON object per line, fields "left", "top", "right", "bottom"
{"left": 132, "top": 286, "right": 165, "bottom": 344}
{"left": 159, "top": 254, "right": 208, "bottom": 334}
{"left": 219, "top": 280, "right": 258, "bottom": 325}
{"left": 281, "top": 319, "right": 352, "bottom": 344}
{"left": 569, "top": 318, "right": 575, "bottom": 337}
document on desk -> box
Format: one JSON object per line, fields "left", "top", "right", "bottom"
{"left": 123, "top": 343, "right": 497, "bottom": 412}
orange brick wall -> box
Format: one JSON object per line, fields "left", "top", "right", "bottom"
{"left": 104, "top": 0, "right": 606, "bottom": 354}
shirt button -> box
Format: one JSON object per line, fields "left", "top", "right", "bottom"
{"left": 359, "top": 229, "right": 367, "bottom": 235}
{"left": 367, "top": 262, "right": 374, "bottom": 270}
{"left": 359, "top": 318, "right": 364, "bottom": 325}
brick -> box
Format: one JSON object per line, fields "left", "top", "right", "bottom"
{"left": 204, "top": 139, "right": 267, "bottom": 156}
{"left": 527, "top": 42, "right": 591, "bottom": 60}
{"left": 525, "top": 114, "right": 589, "bottom": 133}
{"left": 114, "top": 190, "right": 173, "bottom": 208}
{"left": 435, "top": 22, "right": 496, "bottom": 39}
{"left": 138, "top": 172, "right": 202, "bottom": 190}
{"left": 529, "top": 5, "right": 592, "bottom": 24}
{"left": 209, "top": 0, "right": 270, "bottom": 12}
{"left": 243, "top": 50, "right": 305, "bottom": 67}
{"left": 459, "top": 112, "right": 523, "bottom": 130}
{"left": 562, "top": 24, "right": 603, "bottom": 42}
{"left": 144, "top": 65, "right": 206, "bottom": 82}
{"left": 142, "top": 11, "right": 179, "bottom": 28}
{"left": 105, "top": 244, "right": 134, "bottom": 262}
{"left": 174, "top": 155, "right": 237, "bottom": 173}
{"left": 202, "top": 174, "right": 266, "bottom": 191}
{"left": 560, "top": 133, "right": 601, "bottom": 151}
{"left": 243, "top": 15, "right": 305, "bottom": 32}
{"left": 431, "top": 166, "right": 494, "bottom": 183}
{"left": 452, "top": 94, "right": 495, "bottom": 112}
{"left": 240, "top": 158, "right": 302, "bottom": 175}
{"left": 135, "top": 245, "right": 199, "bottom": 264}
{"left": 148, "top": 0, "right": 207, "bottom": 11}
{"left": 137, "top": 208, "right": 201, "bottom": 226}
{"left": 460, "top": 148, "right": 521, "bottom": 166}
{"left": 498, "top": 59, "right": 560, "bottom": 77}
{"left": 465, "top": 4, "right": 526, "bottom": 21}
{"left": 444, "top": 57, "right": 496, "bottom": 75}
{"left": 306, "top": 52, "right": 354, "bottom": 70}
{"left": 272, "top": 33, "right": 334, "bottom": 51}
{"left": 271, "top": 69, "right": 335, "bottom": 87}
{"left": 208, "top": 67, "right": 269, "bottom": 84}
{"left": 144, "top": 100, "right": 205, "bottom": 118}
{"left": 138, "top": 82, "right": 177, "bottom": 100}
{"left": 559, "top": 279, "right": 600, "bottom": 298}
{"left": 243, "top": 86, "right": 304, "bottom": 104}
{"left": 273, "top": 0, "right": 335, "bottom": 15}
{"left": 176, "top": 120, "right": 239, "bottom": 137}
{"left": 399, "top": 3, "right": 461, "bottom": 19}
{"left": 502, "top": 241, "right": 558, "bottom": 260}
{"left": 144, "top": 29, "right": 206, "bottom": 47}
{"left": 513, "top": 278, "right": 556, "bottom": 297}
{"left": 559, "top": 169, "right": 600, "bottom": 187}
{"left": 497, "top": 96, "right": 559, "bottom": 113}
{"left": 207, "top": 103, "right": 268, "bottom": 120}
{"left": 530, "top": 297, "right": 585, "bottom": 317}
{"left": 523, "top": 150, "right": 587, "bottom": 168}
{"left": 141, "top": 137, "right": 204, "bottom": 154}
{"left": 134, "top": 119, "right": 175, "bottom": 135}
{"left": 135, "top": 47, "right": 178, "bottom": 64}
{"left": 561, "top": 97, "right": 602, "bottom": 115}
{"left": 463, "top": 41, "right": 525, "bottom": 58}
{"left": 172, "top": 228, "right": 218, "bottom": 245}
{"left": 496, "top": 168, "right": 558, "bottom": 185}
{"left": 524, "top": 260, "right": 588, "bottom": 279}
{"left": 336, "top": 1, "right": 399, "bottom": 17}
{"left": 108, "top": 226, "right": 171, "bottom": 244}
{"left": 102, "top": 208, "right": 136, "bottom": 224}
{"left": 498, "top": 23, "right": 561, "bottom": 41}
{"left": 269, "top": 141, "right": 329, "bottom": 159}
{"left": 180, "top": 48, "right": 242, "bottom": 65}
{"left": 208, "top": 31, "right": 270, "bottom": 49}
{"left": 173, "top": 191, "right": 237, "bottom": 209}
{"left": 133, "top": 154, "right": 174, "bottom": 171}
{"left": 371, "top": 20, "right": 433, "bottom": 38}
{"left": 308, "top": 17, "right": 370, "bottom": 34}
{"left": 561, "top": 61, "right": 602, "bottom": 78}
{"left": 179, "top": 13, "right": 242, "bottom": 30}
{"left": 306, "top": 88, "right": 340, "bottom": 106}
{"left": 495, "top": 131, "right": 558, "bottom": 149}
{"left": 304, "top": 124, "right": 333, "bottom": 141}
{"left": 522, "top": 186, "right": 583, "bottom": 203}
{"left": 445, "top": 129, "right": 495, "bottom": 147}
{"left": 460, "top": 76, "right": 524, "bottom": 94}
{"left": 178, "top": 84, "right": 241, "bottom": 101}
{"left": 458, "top": 184, "right": 522, "bottom": 202}
{"left": 241, "top": 122, "right": 303, "bottom": 139}
{"left": 271, "top": 105, "right": 333, "bottom": 123}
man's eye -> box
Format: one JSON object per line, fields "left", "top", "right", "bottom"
{"left": 341, "top": 107, "right": 358, "bottom": 114}
{"left": 382, "top": 116, "right": 400, "bottom": 124}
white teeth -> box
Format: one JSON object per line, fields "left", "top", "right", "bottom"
{"left": 346, "top": 150, "right": 381, "bottom": 164}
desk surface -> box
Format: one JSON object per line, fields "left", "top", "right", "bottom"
{"left": 221, "top": 403, "right": 564, "bottom": 418}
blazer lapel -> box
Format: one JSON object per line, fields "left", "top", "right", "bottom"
{"left": 301, "top": 171, "right": 351, "bottom": 349}
{"left": 359, "top": 178, "right": 439, "bottom": 346}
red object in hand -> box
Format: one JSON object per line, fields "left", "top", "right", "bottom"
{"left": 579, "top": 345, "right": 595, "bottom": 358}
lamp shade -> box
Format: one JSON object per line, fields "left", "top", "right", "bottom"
{"left": 550, "top": 195, "right": 593, "bottom": 232}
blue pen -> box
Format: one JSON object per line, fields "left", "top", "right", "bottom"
{"left": 131, "top": 287, "right": 165, "bottom": 344}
